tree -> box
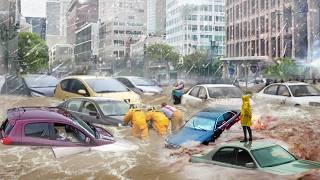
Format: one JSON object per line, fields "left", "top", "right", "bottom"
{"left": 18, "top": 32, "right": 49, "bottom": 73}
{"left": 263, "top": 58, "right": 300, "bottom": 80}
{"left": 146, "top": 43, "right": 179, "bottom": 67}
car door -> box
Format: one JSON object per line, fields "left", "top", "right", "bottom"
{"left": 234, "top": 148, "right": 257, "bottom": 169}
{"left": 183, "top": 86, "right": 201, "bottom": 105}
{"left": 55, "top": 79, "right": 72, "bottom": 99}
{"left": 257, "top": 84, "right": 280, "bottom": 104}
{"left": 51, "top": 122, "right": 92, "bottom": 147}
{"left": 78, "top": 101, "right": 101, "bottom": 124}
{"left": 211, "top": 147, "right": 237, "bottom": 168}
{"left": 276, "top": 85, "right": 291, "bottom": 105}
{"left": 22, "top": 122, "right": 54, "bottom": 146}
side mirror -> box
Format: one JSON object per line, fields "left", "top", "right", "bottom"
{"left": 85, "top": 137, "right": 91, "bottom": 144}
{"left": 245, "top": 162, "right": 256, "bottom": 169}
{"left": 78, "top": 89, "right": 87, "bottom": 95}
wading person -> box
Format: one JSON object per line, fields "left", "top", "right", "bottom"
{"left": 172, "top": 80, "right": 184, "bottom": 104}
{"left": 146, "top": 106, "right": 169, "bottom": 136}
{"left": 124, "top": 105, "right": 148, "bottom": 139}
{"left": 240, "top": 95, "right": 253, "bottom": 142}
{"left": 160, "top": 103, "right": 183, "bottom": 132}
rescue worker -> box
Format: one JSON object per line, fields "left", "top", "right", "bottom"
{"left": 240, "top": 95, "right": 253, "bottom": 142}
{"left": 146, "top": 106, "right": 169, "bottom": 136}
{"left": 160, "top": 103, "right": 183, "bottom": 132}
{"left": 124, "top": 105, "right": 148, "bottom": 139}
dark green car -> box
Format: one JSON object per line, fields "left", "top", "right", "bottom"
{"left": 191, "top": 141, "right": 320, "bottom": 175}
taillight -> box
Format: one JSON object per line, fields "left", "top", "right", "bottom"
{"left": 1, "top": 137, "right": 11, "bottom": 145}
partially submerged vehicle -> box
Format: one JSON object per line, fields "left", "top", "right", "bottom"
{"left": 0, "top": 107, "right": 115, "bottom": 146}
{"left": 58, "top": 97, "right": 130, "bottom": 126}
{"left": 165, "top": 106, "right": 240, "bottom": 148}
{"left": 191, "top": 141, "right": 320, "bottom": 175}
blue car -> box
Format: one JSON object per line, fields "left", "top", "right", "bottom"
{"left": 166, "top": 107, "right": 240, "bottom": 148}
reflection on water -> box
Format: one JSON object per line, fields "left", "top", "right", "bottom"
{"left": 0, "top": 96, "right": 319, "bottom": 179}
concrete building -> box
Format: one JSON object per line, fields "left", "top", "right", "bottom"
{"left": 147, "top": 0, "right": 166, "bottom": 36}
{"left": 66, "top": 0, "right": 98, "bottom": 45}
{"left": 46, "top": 0, "right": 71, "bottom": 48}
{"left": 25, "top": 17, "right": 46, "bottom": 40}
{"left": 49, "top": 44, "right": 74, "bottom": 77}
{"left": 0, "top": 0, "right": 21, "bottom": 74}
{"left": 98, "top": 0, "right": 146, "bottom": 68}
{"left": 223, "top": 0, "right": 320, "bottom": 79}
{"left": 166, "top": 0, "right": 226, "bottom": 56}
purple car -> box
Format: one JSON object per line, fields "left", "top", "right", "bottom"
{"left": 0, "top": 107, "right": 115, "bottom": 147}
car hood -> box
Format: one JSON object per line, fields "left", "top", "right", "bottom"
{"left": 30, "top": 87, "right": 56, "bottom": 96}
{"left": 263, "top": 160, "right": 320, "bottom": 175}
{"left": 96, "top": 92, "right": 140, "bottom": 104}
{"left": 135, "top": 85, "right": 163, "bottom": 93}
{"left": 167, "top": 127, "right": 213, "bottom": 147}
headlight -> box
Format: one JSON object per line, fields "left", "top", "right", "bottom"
{"left": 30, "top": 91, "right": 44, "bottom": 97}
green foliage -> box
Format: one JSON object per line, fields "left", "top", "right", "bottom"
{"left": 146, "top": 43, "right": 179, "bottom": 66}
{"left": 18, "top": 32, "right": 49, "bottom": 73}
{"left": 263, "top": 58, "right": 300, "bottom": 80}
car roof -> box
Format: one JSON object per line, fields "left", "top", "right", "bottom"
{"left": 219, "top": 140, "right": 278, "bottom": 150}
{"left": 7, "top": 107, "right": 74, "bottom": 123}
{"left": 66, "top": 97, "right": 125, "bottom": 102}
{"left": 62, "top": 75, "right": 110, "bottom": 80}
{"left": 268, "top": 82, "right": 309, "bottom": 86}
{"left": 197, "top": 84, "right": 237, "bottom": 88}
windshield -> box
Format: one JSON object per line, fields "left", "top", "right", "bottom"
{"left": 130, "top": 77, "right": 156, "bottom": 86}
{"left": 85, "top": 78, "right": 129, "bottom": 93}
{"left": 98, "top": 101, "right": 130, "bottom": 116}
{"left": 208, "top": 87, "right": 243, "bottom": 98}
{"left": 24, "top": 75, "right": 58, "bottom": 88}
{"left": 69, "top": 114, "right": 98, "bottom": 138}
{"left": 289, "top": 85, "right": 320, "bottom": 97}
{"left": 251, "top": 145, "right": 296, "bottom": 168}
{"left": 185, "top": 116, "right": 216, "bottom": 131}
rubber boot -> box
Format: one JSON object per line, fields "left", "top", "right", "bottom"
{"left": 240, "top": 126, "right": 247, "bottom": 142}
{"left": 248, "top": 127, "right": 252, "bottom": 141}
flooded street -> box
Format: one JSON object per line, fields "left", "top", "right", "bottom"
{"left": 0, "top": 95, "right": 319, "bottom": 179}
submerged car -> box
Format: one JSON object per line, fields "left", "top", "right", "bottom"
{"left": 0, "top": 74, "right": 58, "bottom": 97}
{"left": 255, "top": 82, "right": 320, "bottom": 107}
{"left": 191, "top": 141, "right": 320, "bottom": 175}
{"left": 58, "top": 97, "right": 130, "bottom": 126}
{"left": 165, "top": 107, "right": 240, "bottom": 148}
{"left": 181, "top": 84, "right": 253, "bottom": 107}
{"left": 54, "top": 76, "right": 141, "bottom": 104}
{"left": 0, "top": 107, "right": 115, "bottom": 147}
{"left": 115, "top": 76, "right": 163, "bottom": 95}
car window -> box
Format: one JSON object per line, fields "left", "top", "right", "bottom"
{"left": 98, "top": 101, "right": 130, "bottom": 116}
{"left": 117, "top": 78, "right": 134, "bottom": 88}
{"left": 185, "top": 116, "right": 215, "bottom": 131}
{"left": 24, "top": 123, "right": 50, "bottom": 139}
{"left": 277, "top": 85, "right": 290, "bottom": 97}
{"left": 189, "top": 86, "right": 200, "bottom": 97}
{"left": 66, "top": 100, "right": 83, "bottom": 112}
{"left": 0, "top": 119, "right": 13, "bottom": 135}
{"left": 81, "top": 101, "right": 98, "bottom": 115}
{"left": 69, "top": 79, "right": 87, "bottom": 94}
{"left": 198, "top": 87, "right": 207, "bottom": 98}
{"left": 236, "top": 148, "right": 254, "bottom": 167}
{"left": 264, "top": 85, "right": 278, "bottom": 95}
{"left": 289, "top": 85, "right": 320, "bottom": 97}
{"left": 60, "top": 79, "right": 70, "bottom": 91}
{"left": 54, "top": 123, "right": 86, "bottom": 143}
{"left": 212, "top": 147, "right": 236, "bottom": 164}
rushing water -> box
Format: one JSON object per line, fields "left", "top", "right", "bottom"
{"left": 0, "top": 95, "right": 319, "bottom": 179}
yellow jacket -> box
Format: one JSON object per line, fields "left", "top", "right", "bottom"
{"left": 124, "top": 109, "right": 147, "bottom": 128}
{"left": 146, "top": 110, "right": 169, "bottom": 126}
{"left": 240, "top": 95, "right": 252, "bottom": 127}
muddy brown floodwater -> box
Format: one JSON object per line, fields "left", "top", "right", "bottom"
{"left": 0, "top": 95, "right": 319, "bottom": 179}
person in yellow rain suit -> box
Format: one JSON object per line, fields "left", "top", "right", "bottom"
{"left": 160, "top": 103, "right": 183, "bottom": 132}
{"left": 146, "top": 107, "right": 169, "bottom": 136}
{"left": 240, "top": 95, "right": 253, "bottom": 142}
{"left": 124, "top": 106, "right": 148, "bottom": 139}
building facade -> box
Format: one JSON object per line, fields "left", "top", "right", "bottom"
{"left": 25, "top": 17, "right": 46, "bottom": 40}
{"left": 224, "top": 0, "right": 320, "bottom": 79}
{"left": 166, "top": 0, "right": 226, "bottom": 56}
{"left": 147, "top": 0, "right": 166, "bottom": 36}
{"left": 98, "top": 0, "right": 146, "bottom": 66}
{"left": 49, "top": 44, "right": 74, "bottom": 77}
{"left": 20, "top": 17, "right": 32, "bottom": 32}
{"left": 66, "top": 0, "right": 98, "bottom": 45}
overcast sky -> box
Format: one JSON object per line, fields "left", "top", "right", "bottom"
{"left": 21, "top": 0, "right": 46, "bottom": 17}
